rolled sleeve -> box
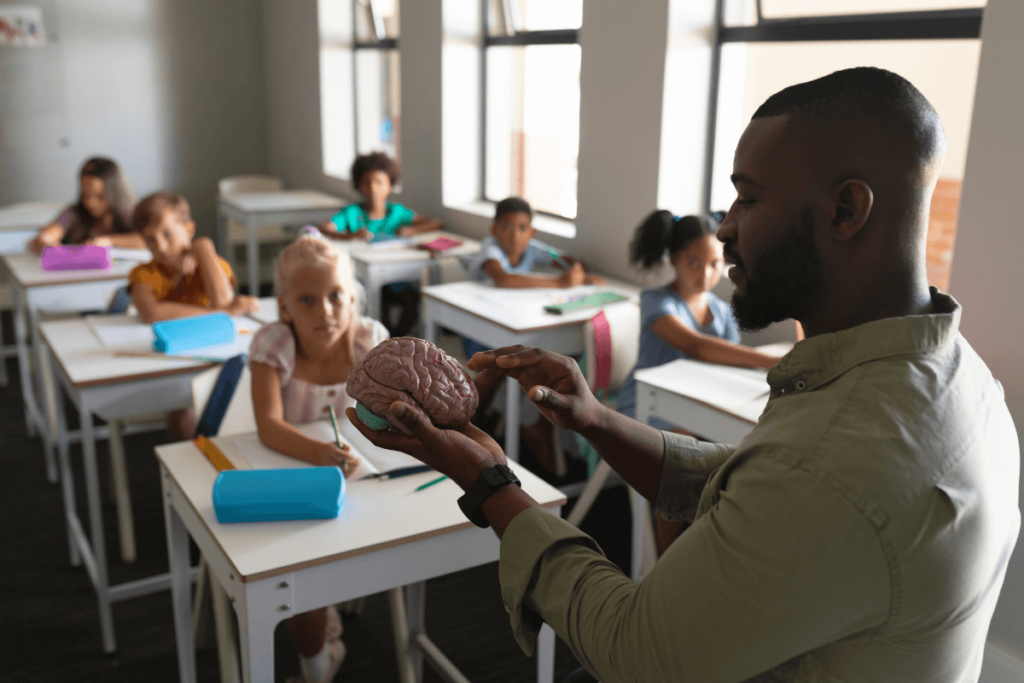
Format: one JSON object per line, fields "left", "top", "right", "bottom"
{"left": 656, "top": 431, "right": 734, "bottom": 521}
{"left": 499, "top": 508, "right": 603, "bottom": 655}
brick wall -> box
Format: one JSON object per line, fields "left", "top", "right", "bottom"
{"left": 926, "top": 178, "right": 961, "bottom": 292}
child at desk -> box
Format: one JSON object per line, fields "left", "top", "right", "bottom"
{"left": 30, "top": 157, "right": 145, "bottom": 253}
{"left": 249, "top": 228, "right": 388, "bottom": 683}
{"left": 128, "top": 192, "right": 259, "bottom": 439}
{"left": 320, "top": 152, "right": 442, "bottom": 337}
{"left": 464, "top": 197, "right": 604, "bottom": 469}
{"left": 616, "top": 211, "right": 783, "bottom": 553}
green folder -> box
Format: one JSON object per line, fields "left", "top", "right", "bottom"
{"left": 544, "top": 291, "right": 628, "bottom": 315}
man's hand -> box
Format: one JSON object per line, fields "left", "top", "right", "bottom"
{"left": 468, "top": 346, "right": 604, "bottom": 434}
{"left": 345, "top": 402, "right": 505, "bottom": 489}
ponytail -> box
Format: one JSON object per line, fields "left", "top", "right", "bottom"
{"left": 629, "top": 211, "right": 720, "bottom": 271}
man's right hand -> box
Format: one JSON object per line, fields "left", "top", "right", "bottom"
{"left": 468, "top": 346, "right": 603, "bottom": 434}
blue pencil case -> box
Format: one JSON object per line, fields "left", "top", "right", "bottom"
{"left": 212, "top": 468, "right": 346, "bottom": 523}
{"left": 153, "top": 313, "right": 236, "bottom": 355}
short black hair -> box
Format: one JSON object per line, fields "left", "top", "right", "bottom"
{"left": 753, "top": 67, "right": 945, "bottom": 169}
{"left": 350, "top": 152, "right": 401, "bottom": 190}
{"left": 494, "top": 196, "right": 533, "bottom": 221}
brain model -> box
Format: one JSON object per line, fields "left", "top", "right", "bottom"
{"left": 347, "top": 337, "right": 479, "bottom": 431}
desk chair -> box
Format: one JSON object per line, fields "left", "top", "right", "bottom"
{"left": 219, "top": 175, "right": 293, "bottom": 285}
{"left": 188, "top": 358, "right": 419, "bottom": 683}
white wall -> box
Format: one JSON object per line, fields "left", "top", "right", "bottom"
{"left": 0, "top": 0, "right": 269, "bottom": 234}
{"left": 951, "top": 0, "right": 1024, "bottom": 669}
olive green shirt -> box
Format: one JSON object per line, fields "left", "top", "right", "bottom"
{"left": 500, "top": 290, "right": 1020, "bottom": 682}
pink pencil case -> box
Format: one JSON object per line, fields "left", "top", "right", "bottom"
{"left": 41, "top": 245, "right": 112, "bottom": 271}
{"left": 418, "top": 237, "right": 462, "bottom": 252}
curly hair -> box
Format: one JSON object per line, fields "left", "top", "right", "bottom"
{"left": 350, "top": 152, "right": 401, "bottom": 191}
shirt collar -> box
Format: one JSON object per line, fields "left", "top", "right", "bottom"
{"left": 767, "top": 287, "right": 961, "bottom": 397}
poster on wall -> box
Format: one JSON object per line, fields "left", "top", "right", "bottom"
{"left": 0, "top": 6, "right": 46, "bottom": 47}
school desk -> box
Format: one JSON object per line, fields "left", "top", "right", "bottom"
{"left": 217, "top": 190, "right": 346, "bottom": 295}
{"left": 343, "top": 231, "right": 481, "bottom": 321}
{"left": 2, "top": 250, "right": 150, "bottom": 482}
{"left": 0, "top": 201, "right": 65, "bottom": 387}
{"left": 39, "top": 310, "right": 269, "bottom": 653}
{"left": 157, "top": 428, "right": 566, "bottom": 683}
{"left": 629, "top": 351, "right": 789, "bottom": 581}
{"left": 421, "top": 280, "right": 640, "bottom": 463}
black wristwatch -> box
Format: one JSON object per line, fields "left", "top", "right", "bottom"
{"left": 457, "top": 464, "right": 522, "bottom": 528}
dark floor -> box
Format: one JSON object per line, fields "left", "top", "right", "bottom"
{"left": 0, "top": 338, "right": 633, "bottom": 682}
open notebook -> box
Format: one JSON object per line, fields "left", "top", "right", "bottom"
{"left": 212, "top": 419, "right": 424, "bottom": 482}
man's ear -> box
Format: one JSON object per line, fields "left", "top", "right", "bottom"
{"left": 831, "top": 179, "right": 873, "bottom": 241}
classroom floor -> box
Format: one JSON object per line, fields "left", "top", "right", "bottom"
{"left": 0, "top": 329, "right": 634, "bottom": 683}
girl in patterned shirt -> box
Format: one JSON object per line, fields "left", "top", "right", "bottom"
{"left": 30, "top": 157, "right": 144, "bottom": 253}
{"left": 249, "top": 228, "right": 387, "bottom": 683}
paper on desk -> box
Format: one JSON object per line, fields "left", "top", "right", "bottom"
{"left": 247, "top": 298, "right": 279, "bottom": 324}
{"left": 369, "top": 237, "right": 411, "bottom": 250}
{"left": 646, "top": 361, "right": 770, "bottom": 410}
{"left": 471, "top": 285, "right": 596, "bottom": 307}
{"left": 216, "top": 420, "right": 422, "bottom": 481}
{"left": 109, "top": 248, "right": 152, "bottom": 262}
{"left": 88, "top": 317, "right": 155, "bottom": 346}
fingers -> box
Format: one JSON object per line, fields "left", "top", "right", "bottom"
{"left": 528, "top": 385, "right": 574, "bottom": 413}
{"left": 494, "top": 346, "right": 553, "bottom": 369}
{"left": 466, "top": 345, "right": 528, "bottom": 371}
{"left": 387, "top": 401, "right": 443, "bottom": 445}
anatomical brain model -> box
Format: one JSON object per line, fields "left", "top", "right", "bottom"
{"left": 347, "top": 337, "right": 479, "bottom": 430}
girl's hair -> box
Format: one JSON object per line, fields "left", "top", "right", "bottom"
{"left": 629, "top": 211, "right": 720, "bottom": 271}
{"left": 63, "top": 157, "right": 135, "bottom": 244}
{"left": 350, "top": 152, "right": 401, "bottom": 190}
{"left": 276, "top": 227, "right": 360, "bottom": 302}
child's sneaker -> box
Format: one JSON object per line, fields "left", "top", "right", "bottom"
{"left": 288, "top": 639, "right": 346, "bottom": 683}
{"left": 325, "top": 604, "right": 343, "bottom": 642}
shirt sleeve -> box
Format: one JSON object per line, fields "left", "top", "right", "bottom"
{"left": 499, "top": 450, "right": 892, "bottom": 683}
{"left": 329, "top": 205, "right": 357, "bottom": 233}
{"left": 656, "top": 431, "right": 734, "bottom": 521}
{"left": 469, "top": 239, "right": 508, "bottom": 281}
{"left": 528, "top": 239, "right": 557, "bottom": 268}
{"left": 389, "top": 203, "right": 416, "bottom": 226}
{"left": 248, "top": 322, "right": 296, "bottom": 385}
{"left": 128, "top": 262, "right": 171, "bottom": 300}
{"left": 640, "top": 288, "right": 680, "bottom": 329}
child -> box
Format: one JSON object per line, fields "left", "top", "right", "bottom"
{"left": 465, "top": 197, "right": 604, "bottom": 469}
{"left": 320, "top": 152, "right": 442, "bottom": 337}
{"left": 128, "top": 192, "right": 258, "bottom": 439}
{"left": 31, "top": 157, "right": 144, "bottom": 253}
{"left": 616, "top": 210, "right": 782, "bottom": 553}
{"left": 249, "top": 228, "right": 388, "bottom": 683}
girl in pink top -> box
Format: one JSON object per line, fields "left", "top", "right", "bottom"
{"left": 249, "top": 228, "right": 387, "bottom": 683}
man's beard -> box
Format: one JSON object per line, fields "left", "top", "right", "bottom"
{"left": 727, "top": 208, "right": 823, "bottom": 332}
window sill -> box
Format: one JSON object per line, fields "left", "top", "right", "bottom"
{"left": 445, "top": 200, "right": 577, "bottom": 239}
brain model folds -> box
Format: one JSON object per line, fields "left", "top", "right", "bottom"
{"left": 347, "top": 337, "right": 480, "bottom": 431}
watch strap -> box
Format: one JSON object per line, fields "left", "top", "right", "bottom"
{"left": 457, "top": 464, "right": 522, "bottom": 528}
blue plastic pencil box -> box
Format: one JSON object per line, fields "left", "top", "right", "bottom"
{"left": 153, "top": 313, "right": 236, "bottom": 355}
{"left": 212, "top": 468, "right": 346, "bottom": 523}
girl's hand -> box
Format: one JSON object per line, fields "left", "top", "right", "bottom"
{"left": 309, "top": 442, "right": 360, "bottom": 474}
{"left": 31, "top": 227, "right": 64, "bottom": 254}
{"left": 558, "top": 263, "right": 586, "bottom": 288}
{"left": 355, "top": 227, "right": 372, "bottom": 241}
{"left": 468, "top": 346, "right": 603, "bottom": 434}
{"left": 88, "top": 236, "right": 113, "bottom": 247}
{"left": 345, "top": 403, "right": 505, "bottom": 490}
{"left": 225, "top": 295, "right": 260, "bottom": 316}
{"left": 179, "top": 250, "right": 198, "bottom": 277}
{"left": 584, "top": 273, "right": 607, "bottom": 285}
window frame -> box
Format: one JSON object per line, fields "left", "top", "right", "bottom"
{"left": 480, "top": 0, "right": 581, "bottom": 220}
{"left": 352, "top": 0, "right": 400, "bottom": 163}
{"left": 702, "top": 2, "right": 984, "bottom": 211}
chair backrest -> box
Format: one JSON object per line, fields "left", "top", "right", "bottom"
{"left": 107, "top": 286, "right": 132, "bottom": 315}
{"left": 218, "top": 175, "right": 283, "bottom": 197}
{"left": 192, "top": 354, "right": 257, "bottom": 438}
{"left": 582, "top": 302, "right": 641, "bottom": 395}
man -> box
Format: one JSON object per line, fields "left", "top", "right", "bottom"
{"left": 349, "top": 68, "right": 1020, "bottom": 682}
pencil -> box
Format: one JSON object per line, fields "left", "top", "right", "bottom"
{"left": 415, "top": 475, "right": 448, "bottom": 491}
{"left": 327, "top": 405, "right": 344, "bottom": 450}
{"left": 546, "top": 247, "right": 573, "bottom": 271}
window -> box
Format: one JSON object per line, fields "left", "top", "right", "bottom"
{"left": 705, "top": 0, "right": 984, "bottom": 291}
{"left": 319, "top": 0, "right": 401, "bottom": 181}
{"left": 355, "top": 0, "right": 401, "bottom": 161}
{"left": 483, "top": 0, "right": 582, "bottom": 220}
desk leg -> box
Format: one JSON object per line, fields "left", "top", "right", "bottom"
{"left": 629, "top": 487, "right": 647, "bottom": 582}
{"left": 246, "top": 218, "right": 259, "bottom": 297}
{"left": 165, "top": 497, "right": 198, "bottom": 683}
{"left": 405, "top": 581, "right": 426, "bottom": 683}
{"left": 237, "top": 602, "right": 276, "bottom": 683}
{"left": 80, "top": 398, "right": 116, "bottom": 652}
{"left": 39, "top": 342, "right": 59, "bottom": 483}
{"left": 537, "top": 624, "right": 555, "bottom": 683}
{"left": 29, "top": 305, "right": 57, "bottom": 482}
{"left": 505, "top": 376, "right": 520, "bottom": 462}
{"left": 389, "top": 587, "right": 416, "bottom": 683}
{"left": 365, "top": 271, "right": 383, "bottom": 323}
{"left": 52, "top": 364, "right": 80, "bottom": 567}
{"left": 423, "top": 317, "right": 437, "bottom": 345}
{"left": 13, "top": 287, "right": 36, "bottom": 437}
